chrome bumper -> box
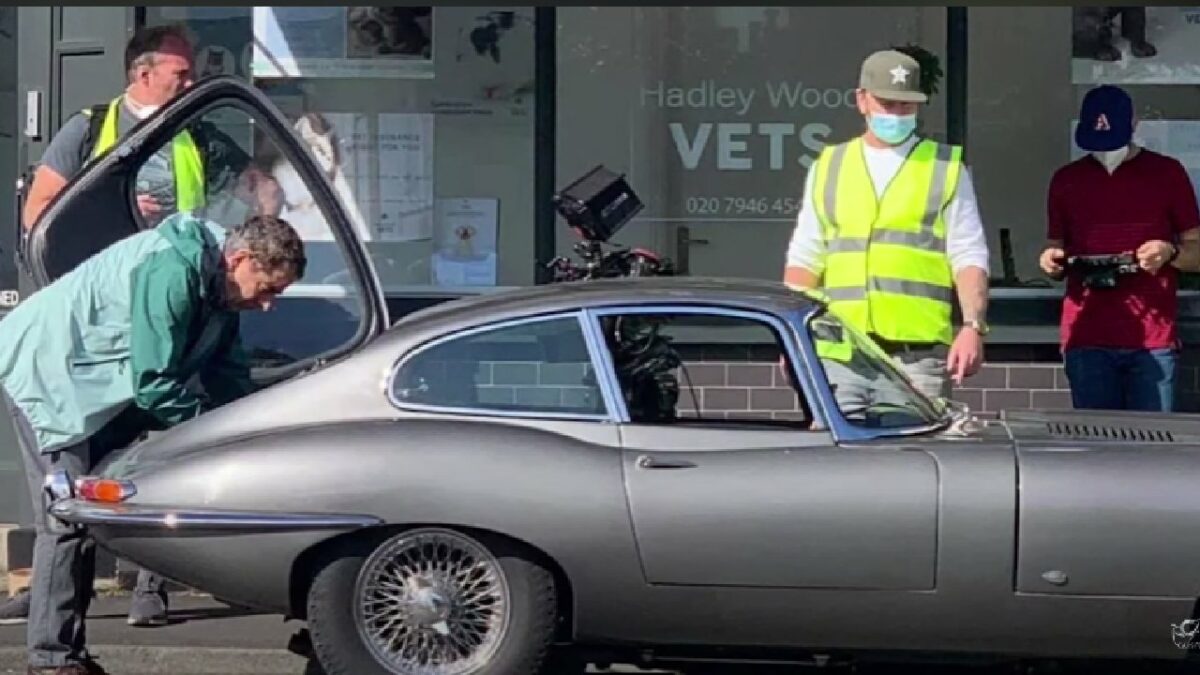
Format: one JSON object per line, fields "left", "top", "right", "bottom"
{"left": 48, "top": 498, "right": 383, "bottom": 532}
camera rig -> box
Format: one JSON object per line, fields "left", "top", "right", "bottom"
{"left": 547, "top": 166, "right": 681, "bottom": 422}
{"left": 1066, "top": 252, "right": 1139, "bottom": 289}
{"left": 546, "top": 165, "right": 674, "bottom": 282}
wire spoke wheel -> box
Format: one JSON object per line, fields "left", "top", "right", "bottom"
{"left": 353, "top": 529, "right": 511, "bottom": 675}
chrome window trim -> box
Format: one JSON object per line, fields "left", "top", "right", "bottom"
{"left": 581, "top": 303, "right": 829, "bottom": 432}
{"left": 384, "top": 311, "right": 617, "bottom": 423}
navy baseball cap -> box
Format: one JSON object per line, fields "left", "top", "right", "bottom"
{"left": 1075, "top": 85, "right": 1134, "bottom": 152}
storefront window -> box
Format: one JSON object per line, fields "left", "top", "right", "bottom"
{"left": 969, "top": 6, "right": 1200, "bottom": 291}
{"left": 146, "top": 6, "right": 536, "bottom": 295}
{"left": 555, "top": 7, "right": 949, "bottom": 281}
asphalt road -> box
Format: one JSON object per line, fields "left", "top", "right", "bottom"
{"left": 0, "top": 593, "right": 675, "bottom": 674}
{"left": 2, "top": 594, "right": 1192, "bottom": 674}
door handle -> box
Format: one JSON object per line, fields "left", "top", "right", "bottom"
{"left": 636, "top": 455, "right": 697, "bottom": 470}
{"left": 675, "top": 225, "right": 710, "bottom": 276}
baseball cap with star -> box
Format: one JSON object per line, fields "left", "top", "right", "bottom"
{"left": 859, "top": 50, "right": 927, "bottom": 103}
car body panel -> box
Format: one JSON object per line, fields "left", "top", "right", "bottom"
{"left": 622, "top": 441, "right": 940, "bottom": 590}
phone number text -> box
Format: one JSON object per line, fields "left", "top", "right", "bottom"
{"left": 684, "top": 197, "right": 801, "bottom": 217}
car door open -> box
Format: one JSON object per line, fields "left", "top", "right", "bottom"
{"left": 24, "top": 76, "right": 389, "bottom": 383}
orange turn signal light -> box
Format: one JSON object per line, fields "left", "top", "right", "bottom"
{"left": 75, "top": 477, "right": 137, "bottom": 503}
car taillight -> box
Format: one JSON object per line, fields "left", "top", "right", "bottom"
{"left": 75, "top": 477, "right": 137, "bottom": 503}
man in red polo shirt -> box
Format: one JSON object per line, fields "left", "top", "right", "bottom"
{"left": 1040, "top": 84, "right": 1200, "bottom": 411}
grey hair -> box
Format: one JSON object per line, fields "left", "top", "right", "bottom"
{"left": 124, "top": 24, "right": 192, "bottom": 81}
{"left": 223, "top": 215, "right": 307, "bottom": 279}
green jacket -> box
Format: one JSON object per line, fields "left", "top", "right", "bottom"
{"left": 0, "top": 213, "right": 254, "bottom": 453}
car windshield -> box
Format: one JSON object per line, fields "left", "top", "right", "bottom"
{"left": 805, "top": 309, "right": 948, "bottom": 431}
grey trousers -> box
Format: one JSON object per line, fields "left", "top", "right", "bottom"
{"left": 3, "top": 391, "right": 164, "bottom": 667}
{"left": 825, "top": 344, "right": 951, "bottom": 422}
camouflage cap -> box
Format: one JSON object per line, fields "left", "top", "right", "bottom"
{"left": 859, "top": 49, "right": 927, "bottom": 103}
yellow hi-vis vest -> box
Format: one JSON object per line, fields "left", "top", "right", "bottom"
{"left": 85, "top": 96, "right": 206, "bottom": 214}
{"left": 811, "top": 136, "right": 963, "bottom": 346}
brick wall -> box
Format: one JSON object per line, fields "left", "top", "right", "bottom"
{"left": 671, "top": 345, "right": 1200, "bottom": 419}
{"left": 460, "top": 346, "right": 1200, "bottom": 420}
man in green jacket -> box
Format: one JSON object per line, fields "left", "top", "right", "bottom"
{"left": 0, "top": 213, "right": 305, "bottom": 675}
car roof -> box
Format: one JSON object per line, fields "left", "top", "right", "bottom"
{"left": 387, "top": 276, "right": 822, "bottom": 340}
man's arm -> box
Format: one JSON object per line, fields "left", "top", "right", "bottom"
{"left": 22, "top": 113, "right": 91, "bottom": 230}
{"left": 1167, "top": 158, "right": 1200, "bottom": 273}
{"left": 128, "top": 253, "right": 210, "bottom": 426}
{"left": 943, "top": 165, "right": 989, "bottom": 383}
{"left": 198, "top": 320, "right": 257, "bottom": 408}
{"left": 944, "top": 166, "right": 990, "bottom": 322}
{"left": 1172, "top": 229, "right": 1200, "bottom": 273}
{"left": 782, "top": 167, "right": 825, "bottom": 290}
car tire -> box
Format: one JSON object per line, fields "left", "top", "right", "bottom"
{"left": 307, "top": 527, "right": 558, "bottom": 675}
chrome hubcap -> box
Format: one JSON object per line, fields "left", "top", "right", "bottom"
{"left": 354, "top": 529, "right": 510, "bottom": 674}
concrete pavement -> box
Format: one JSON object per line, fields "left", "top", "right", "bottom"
{"left": 0, "top": 592, "right": 678, "bottom": 674}
{"left": 0, "top": 593, "right": 312, "bottom": 674}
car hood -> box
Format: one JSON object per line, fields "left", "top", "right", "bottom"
{"left": 994, "top": 408, "right": 1200, "bottom": 445}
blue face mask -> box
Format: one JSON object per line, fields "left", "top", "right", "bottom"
{"left": 869, "top": 112, "right": 917, "bottom": 145}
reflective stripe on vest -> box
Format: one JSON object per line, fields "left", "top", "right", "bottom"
{"left": 811, "top": 137, "right": 962, "bottom": 345}
{"left": 89, "top": 97, "right": 206, "bottom": 213}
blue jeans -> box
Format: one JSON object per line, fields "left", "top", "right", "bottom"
{"left": 1063, "top": 347, "right": 1177, "bottom": 412}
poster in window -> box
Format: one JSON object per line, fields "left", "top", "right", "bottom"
{"left": 1070, "top": 119, "right": 1200, "bottom": 199}
{"left": 272, "top": 111, "right": 375, "bottom": 243}
{"left": 252, "top": 7, "right": 434, "bottom": 79}
{"left": 1072, "top": 7, "right": 1200, "bottom": 84}
{"left": 376, "top": 113, "right": 435, "bottom": 242}
{"left": 430, "top": 9, "right": 535, "bottom": 122}
{"left": 431, "top": 198, "right": 499, "bottom": 286}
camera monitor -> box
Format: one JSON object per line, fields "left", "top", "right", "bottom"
{"left": 552, "top": 165, "right": 644, "bottom": 243}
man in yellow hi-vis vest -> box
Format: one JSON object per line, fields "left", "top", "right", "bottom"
{"left": 21, "top": 24, "right": 280, "bottom": 232}
{"left": 783, "top": 49, "right": 991, "bottom": 417}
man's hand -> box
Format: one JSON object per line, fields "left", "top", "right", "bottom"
{"left": 1039, "top": 246, "right": 1066, "bottom": 279}
{"left": 136, "top": 194, "right": 162, "bottom": 218}
{"left": 946, "top": 327, "right": 984, "bottom": 386}
{"left": 1136, "top": 239, "right": 1176, "bottom": 274}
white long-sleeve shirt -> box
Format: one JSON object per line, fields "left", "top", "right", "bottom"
{"left": 785, "top": 136, "right": 990, "bottom": 277}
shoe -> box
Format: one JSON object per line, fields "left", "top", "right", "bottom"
{"left": 126, "top": 589, "right": 168, "bottom": 627}
{"left": 0, "top": 587, "right": 30, "bottom": 625}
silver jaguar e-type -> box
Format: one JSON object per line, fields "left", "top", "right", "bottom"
{"left": 25, "top": 77, "right": 1200, "bottom": 675}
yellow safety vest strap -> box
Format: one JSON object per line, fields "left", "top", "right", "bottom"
{"left": 88, "top": 96, "right": 206, "bottom": 213}
{"left": 824, "top": 278, "right": 955, "bottom": 304}
{"left": 172, "top": 131, "right": 205, "bottom": 213}
{"left": 821, "top": 140, "right": 958, "bottom": 254}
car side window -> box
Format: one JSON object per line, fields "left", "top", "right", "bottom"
{"left": 594, "top": 311, "right": 813, "bottom": 428}
{"left": 390, "top": 315, "right": 608, "bottom": 417}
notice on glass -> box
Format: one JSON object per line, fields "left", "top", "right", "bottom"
{"left": 1072, "top": 7, "right": 1200, "bottom": 84}
{"left": 252, "top": 7, "right": 434, "bottom": 79}
{"left": 432, "top": 198, "right": 499, "bottom": 287}
{"left": 272, "top": 112, "right": 375, "bottom": 243}
{"left": 1070, "top": 119, "right": 1200, "bottom": 199}
{"left": 376, "top": 113, "right": 435, "bottom": 242}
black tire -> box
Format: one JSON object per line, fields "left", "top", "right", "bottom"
{"left": 307, "top": 527, "right": 558, "bottom": 675}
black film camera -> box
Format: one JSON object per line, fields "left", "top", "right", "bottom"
{"left": 547, "top": 166, "right": 680, "bottom": 422}
{"left": 1066, "top": 253, "right": 1140, "bottom": 289}
{"left": 546, "top": 165, "right": 674, "bottom": 282}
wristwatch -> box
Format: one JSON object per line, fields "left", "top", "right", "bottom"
{"left": 963, "top": 318, "right": 990, "bottom": 336}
